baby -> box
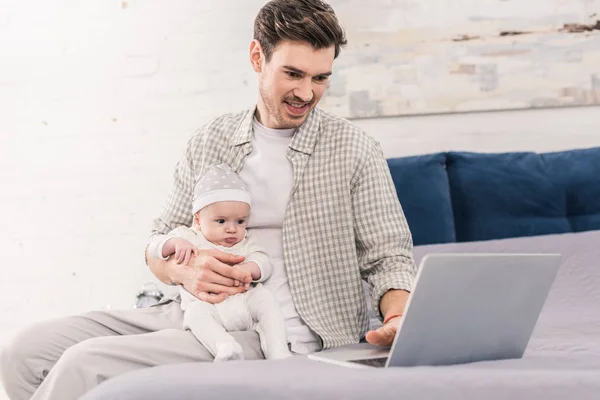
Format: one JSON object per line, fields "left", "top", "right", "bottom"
{"left": 148, "top": 164, "right": 291, "bottom": 361}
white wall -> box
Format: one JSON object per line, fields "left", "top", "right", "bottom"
{"left": 1, "top": 1, "right": 599, "bottom": 397}
{"left": 354, "top": 106, "right": 600, "bottom": 158}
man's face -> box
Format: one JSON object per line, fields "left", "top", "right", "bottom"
{"left": 253, "top": 40, "right": 335, "bottom": 129}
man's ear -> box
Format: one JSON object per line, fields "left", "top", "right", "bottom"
{"left": 249, "top": 39, "right": 264, "bottom": 73}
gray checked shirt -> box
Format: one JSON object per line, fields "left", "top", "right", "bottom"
{"left": 150, "top": 106, "right": 417, "bottom": 349}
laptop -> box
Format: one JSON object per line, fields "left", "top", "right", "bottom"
{"left": 308, "top": 253, "right": 561, "bottom": 368}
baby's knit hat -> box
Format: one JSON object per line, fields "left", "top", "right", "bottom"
{"left": 192, "top": 164, "right": 251, "bottom": 214}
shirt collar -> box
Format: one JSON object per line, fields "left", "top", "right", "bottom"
{"left": 229, "top": 105, "right": 322, "bottom": 155}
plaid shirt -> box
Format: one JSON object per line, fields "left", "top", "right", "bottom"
{"left": 150, "top": 106, "right": 417, "bottom": 349}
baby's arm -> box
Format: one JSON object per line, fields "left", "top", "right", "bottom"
{"left": 240, "top": 234, "right": 274, "bottom": 283}
{"left": 162, "top": 237, "right": 198, "bottom": 265}
{"left": 147, "top": 227, "right": 198, "bottom": 265}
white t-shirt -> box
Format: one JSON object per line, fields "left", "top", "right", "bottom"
{"left": 238, "top": 118, "right": 322, "bottom": 354}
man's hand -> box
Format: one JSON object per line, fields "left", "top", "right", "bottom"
{"left": 365, "top": 315, "right": 402, "bottom": 347}
{"left": 182, "top": 249, "right": 252, "bottom": 303}
{"left": 365, "top": 289, "right": 410, "bottom": 347}
{"left": 235, "top": 261, "right": 261, "bottom": 283}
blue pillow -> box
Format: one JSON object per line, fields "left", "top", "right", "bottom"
{"left": 447, "top": 151, "right": 572, "bottom": 242}
{"left": 387, "top": 153, "right": 455, "bottom": 245}
{"left": 543, "top": 147, "right": 600, "bottom": 232}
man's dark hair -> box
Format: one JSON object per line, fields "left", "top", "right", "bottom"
{"left": 254, "top": 0, "right": 347, "bottom": 62}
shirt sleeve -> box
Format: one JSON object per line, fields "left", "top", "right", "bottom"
{"left": 352, "top": 138, "right": 417, "bottom": 320}
{"left": 243, "top": 234, "right": 274, "bottom": 283}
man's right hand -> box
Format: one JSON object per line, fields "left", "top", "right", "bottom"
{"left": 174, "top": 249, "right": 250, "bottom": 304}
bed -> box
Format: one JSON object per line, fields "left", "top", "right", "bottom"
{"left": 82, "top": 229, "right": 600, "bottom": 400}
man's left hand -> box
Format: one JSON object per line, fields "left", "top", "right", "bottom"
{"left": 364, "top": 315, "right": 402, "bottom": 347}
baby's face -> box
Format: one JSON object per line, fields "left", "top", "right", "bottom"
{"left": 194, "top": 201, "right": 250, "bottom": 247}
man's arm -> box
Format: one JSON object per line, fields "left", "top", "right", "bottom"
{"left": 235, "top": 262, "right": 261, "bottom": 282}
{"left": 145, "top": 245, "right": 251, "bottom": 302}
{"left": 379, "top": 288, "right": 410, "bottom": 320}
{"left": 351, "top": 138, "right": 417, "bottom": 343}
{"left": 145, "top": 244, "right": 182, "bottom": 286}
{"left": 364, "top": 289, "right": 409, "bottom": 346}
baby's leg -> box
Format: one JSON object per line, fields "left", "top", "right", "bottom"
{"left": 182, "top": 300, "right": 244, "bottom": 362}
{"left": 245, "top": 285, "right": 292, "bottom": 360}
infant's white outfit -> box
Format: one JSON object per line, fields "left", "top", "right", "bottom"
{"left": 147, "top": 164, "right": 291, "bottom": 361}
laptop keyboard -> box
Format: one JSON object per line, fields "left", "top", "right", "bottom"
{"left": 347, "top": 357, "right": 388, "bottom": 368}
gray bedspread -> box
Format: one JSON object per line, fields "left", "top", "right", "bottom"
{"left": 82, "top": 230, "right": 600, "bottom": 400}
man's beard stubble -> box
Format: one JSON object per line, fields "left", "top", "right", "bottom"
{"left": 258, "top": 82, "right": 312, "bottom": 130}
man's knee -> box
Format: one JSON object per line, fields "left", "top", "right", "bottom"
{"left": 50, "top": 336, "right": 114, "bottom": 383}
{"left": 55, "top": 340, "right": 95, "bottom": 370}
{"left": 0, "top": 322, "right": 50, "bottom": 398}
{"left": 2, "top": 322, "right": 48, "bottom": 370}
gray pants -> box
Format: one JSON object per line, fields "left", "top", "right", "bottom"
{"left": 0, "top": 298, "right": 264, "bottom": 400}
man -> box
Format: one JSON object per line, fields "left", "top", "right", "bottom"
{"left": 0, "top": 1, "right": 416, "bottom": 399}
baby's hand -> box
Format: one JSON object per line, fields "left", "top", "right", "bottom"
{"left": 172, "top": 238, "right": 199, "bottom": 265}
{"left": 235, "top": 262, "right": 261, "bottom": 283}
